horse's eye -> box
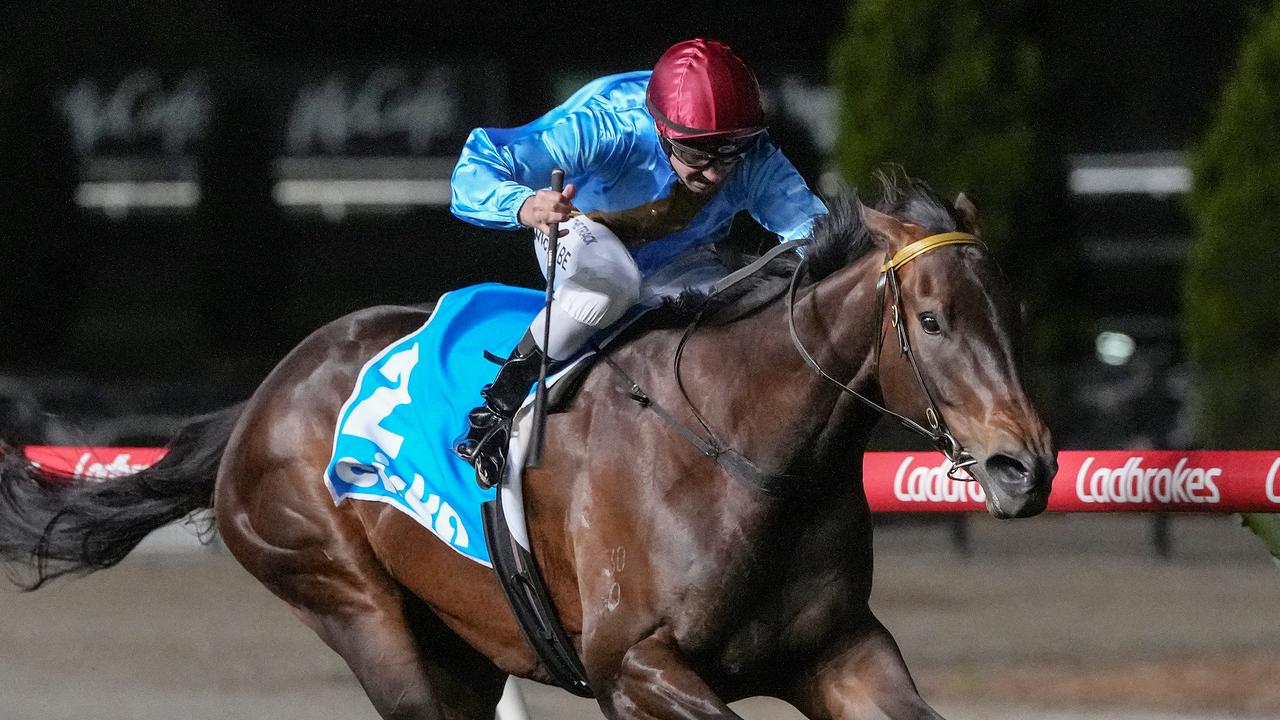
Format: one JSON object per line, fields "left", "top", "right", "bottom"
{"left": 919, "top": 312, "right": 942, "bottom": 335}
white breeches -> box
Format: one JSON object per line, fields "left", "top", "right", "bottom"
{"left": 529, "top": 216, "right": 641, "bottom": 359}
{"left": 528, "top": 216, "right": 731, "bottom": 360}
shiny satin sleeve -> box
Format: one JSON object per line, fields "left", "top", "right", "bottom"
{"left": 743, "top": 141, "right": 829, "bottom": 242}
{"left": 449, "top": 106, "right": 620, "bottom": 230}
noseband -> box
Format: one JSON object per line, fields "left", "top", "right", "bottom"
{"left": 787, "top": 231, "right": 984, "bottom": 481}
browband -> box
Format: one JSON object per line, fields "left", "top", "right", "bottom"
{"left": 880, "top": 232, "right": 982, "bottom": 272}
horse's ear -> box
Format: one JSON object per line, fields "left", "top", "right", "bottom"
{"left": 954, "top": 193, "right": 982, "bottom": 236}
{"left": 859, "top": 202, "right": 913, "bottom": 251}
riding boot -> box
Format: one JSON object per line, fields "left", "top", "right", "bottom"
{"left": 453, "top": 332, "right": 555, "bottom": 488}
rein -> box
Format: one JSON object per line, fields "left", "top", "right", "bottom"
{"left": 787, "top": 231, "right": 983, "bottom": 480}
{"left": 609, "top": 231, "right": 984, "bottom": 496}
{"left": 612, "top": 239, "right": 823, "bottom": 498}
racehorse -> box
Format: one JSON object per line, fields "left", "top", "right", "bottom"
{"left": 0, "top": 177, "right": 1055, "bottom": 720}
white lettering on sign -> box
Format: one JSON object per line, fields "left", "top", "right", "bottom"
{"left": 1075, "top": 456, "right": 1221, "bottom": 505}
{"left": 339, "top": 344, "right": 419, "bottom": 459}
{"left": 892, "top": 456, "right": 985, "bottom": 503}
{"left": 1267, "top": 458, "right": 1280, "bottom": 504}
{"left": 285, "top": 67, "right": 459, "bottom": 155}
{"left": 60, "top": 69, "right": 210, "bottom": 157}
{"left": 71, "top": 452, "right": 152, "bottom": 480}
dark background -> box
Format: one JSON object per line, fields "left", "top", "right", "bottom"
{"left": 0, "top": 0, "right": 1260, "bottom": 445}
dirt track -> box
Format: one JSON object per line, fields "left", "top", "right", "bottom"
{"left": 1, "top": 513, "right": 1277, "bottom": 720}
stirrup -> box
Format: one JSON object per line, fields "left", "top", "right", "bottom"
{"left": 453, "top": 420, "right": 510, "bottom": 489}
{"left": 454, "top": 333, "right": 548, "bottom": 488}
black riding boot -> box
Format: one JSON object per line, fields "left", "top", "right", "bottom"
{"left": 453, "top": 332, "right": 553, "bottom": 488}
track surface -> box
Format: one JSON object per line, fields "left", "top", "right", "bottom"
{"left": 1, "top": 514, "right": 1277, "bottom": 719}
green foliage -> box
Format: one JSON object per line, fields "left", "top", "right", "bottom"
{"left": 830, "top": 0, "right": 1079, "bottom": 374}
{"left": 1240, "top": 513, "right": 1280, "bottom": 564}
{"left": 832, "top": 0, "right": 1050, "bottom": 252}
{"left": 1186, "top": 5, "right": 1280, "bottom": 448}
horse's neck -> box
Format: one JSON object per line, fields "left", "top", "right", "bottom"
{"left": 695, "top": 254, "right": 885, "bottom": 474}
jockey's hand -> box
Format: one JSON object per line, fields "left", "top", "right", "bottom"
{"left": 518, "top": 184, "right": 578, "bottom": 238}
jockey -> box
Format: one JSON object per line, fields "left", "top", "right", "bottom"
{"left": 449, "top": 38, "right": 828, "bottom": 486}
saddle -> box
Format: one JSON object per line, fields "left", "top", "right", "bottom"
{"left": 479, "top": 240, "right": 801, "bottom": 697}
{"left": 324, "top": 246, "right": 801, "bottom": 696}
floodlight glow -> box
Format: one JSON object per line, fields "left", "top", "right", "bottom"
{"left": 1095, "top": 332, "right": 1136, "bottom": 366}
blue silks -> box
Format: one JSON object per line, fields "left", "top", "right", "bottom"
{"left": 450, "top": 71, "right": 827, "bottom": 276}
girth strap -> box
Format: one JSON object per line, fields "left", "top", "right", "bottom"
{"left": 481, "top": 497, "right": 594, "bottom": 698}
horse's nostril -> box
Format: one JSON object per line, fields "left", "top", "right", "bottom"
{"left": 985, "top": 453, "right": 1032, "bottom": 487}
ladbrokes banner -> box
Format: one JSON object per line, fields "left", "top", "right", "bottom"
{"left": 863, "top": 450, "right": 1280, "bottom": 512}
{"left": 25, "top": 446, "right": 167, "bottom": 481}
{"left": 21, "top": 447, "right": 1280, "bottom": 513}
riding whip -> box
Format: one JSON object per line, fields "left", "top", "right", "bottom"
{"left": 526, "top": 168, "right": 565, "bottom": 468}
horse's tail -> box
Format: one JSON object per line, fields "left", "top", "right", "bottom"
{"left": 0, "top": 403, "right": 244, "bottom": 589}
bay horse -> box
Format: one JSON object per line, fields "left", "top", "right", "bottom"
{"left": 0, "top": 178, "right": 1055, "bottom": 719}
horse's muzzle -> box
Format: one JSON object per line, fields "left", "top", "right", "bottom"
{"left": 975, "top": 450, "right": 1057, "bottom": 519}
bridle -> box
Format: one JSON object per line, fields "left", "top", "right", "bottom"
{"left": 617, "top": 228, "right": 986, "bottom": 498}
{"left": 786, "top": 231, "right": 985, "bottom": 481}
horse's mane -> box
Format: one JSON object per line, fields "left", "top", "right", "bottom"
{"left": 654, "top": 170, "right": 962, "bottom": 324}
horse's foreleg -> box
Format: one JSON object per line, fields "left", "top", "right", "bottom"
{"left": 787, "top": 618, "right": 944, "bottom": 720}
{"left": 596, "top": 630, "right": 744, "bottom": 720}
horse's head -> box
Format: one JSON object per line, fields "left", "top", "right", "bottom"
{"left": 853, "top": 180, "right": 1056, "bottom": 518}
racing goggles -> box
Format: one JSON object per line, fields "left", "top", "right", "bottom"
{"left": 664, "top": 133, "right": 761, "bottom": 170}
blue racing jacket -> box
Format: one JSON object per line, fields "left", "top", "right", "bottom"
{"left": 450, "top": 71, "right": 827, "bottom": 276}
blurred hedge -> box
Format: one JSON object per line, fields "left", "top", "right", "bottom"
{"left": 1186, "top": 4, "right": 1280, "bottom": 449}
{"left": 830, "top": 0, "right": 1079, "bottom": 378}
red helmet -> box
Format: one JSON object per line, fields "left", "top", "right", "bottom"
{"left": 646, "top": 39, "right": 765, "bottom": 142}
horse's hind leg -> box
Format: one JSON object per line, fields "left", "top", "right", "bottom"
{"left": 289, "top": 585, "right": 507, "bottom": 720}
{"left": 786, "top": 614, "right": 944, "bottom": 720}
{"left": 218, "top": 467, "right": 505, "bottom": 719}
{"left": 401, "top": 589, "right": 511, "bottom": 718}
{"left": 290, "top": 588, "right": 445, "bottom": 719}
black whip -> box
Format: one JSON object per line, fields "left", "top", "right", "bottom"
{"left": 526, "top": 168, "right": 564, "bottom": 468}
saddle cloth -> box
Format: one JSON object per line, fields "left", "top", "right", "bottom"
{"left": 322, "top": 246, "right": 788, "bottom": 567}
{"left": 324, "top": 283, "right": 567, "bottom": 567}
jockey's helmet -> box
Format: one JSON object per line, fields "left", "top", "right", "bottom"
{"left": 646, "top": 39, "right": 765, "bottom": 146}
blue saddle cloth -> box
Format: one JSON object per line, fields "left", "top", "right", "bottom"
{"left": 324, "top": 283, "right": 545, "bottom": 567}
